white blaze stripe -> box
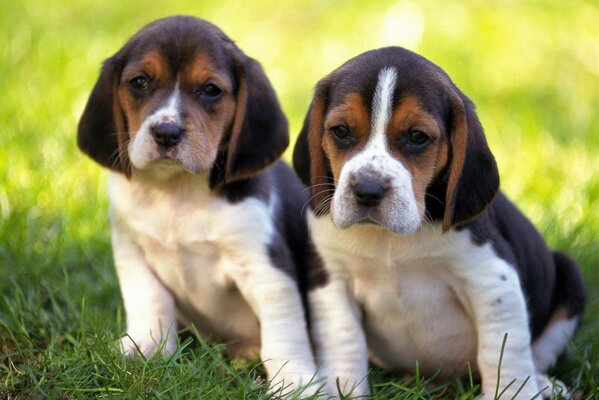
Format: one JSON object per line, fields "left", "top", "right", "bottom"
{"left": 157, "top": 81, "right": 181, "bottom": 124}
{"left": 330, "top": 66, "right": 421, "bottom": 233}
{"left": 370, "top": 67, "right": 397, "bottom": 149}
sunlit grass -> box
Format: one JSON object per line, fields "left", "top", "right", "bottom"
{"left": 1, "top": 0, "right": 597, "bottom": 398}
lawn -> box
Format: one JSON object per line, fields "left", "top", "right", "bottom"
{"left": 1, "top": 0, "right": 597, "bottom": 398}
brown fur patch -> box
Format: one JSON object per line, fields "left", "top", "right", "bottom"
{"left": 305, "top": 95, "right": 331, "bottom": 212}
{"left": 547, "top": 306, "right": 570, "bottom": 325}
{"left": 386, "top": 96, "right": 448, "bottom": 216}
{"left": 118, "top": 50, "right": 172, "bottom": 133}
{"left": 122, "top": 50, "right": 169, "bottom": 84}
{"left": 443, "top": 92, "right": 468, "bottom": 230}
{"left": 182, "top": 55, "right": 236, "bottom": 171}
{"left": 185, "top": 54, "right": 233, "bottom": 93}
{"left": 322, "top": 93, "right": 370, "bottom": 182}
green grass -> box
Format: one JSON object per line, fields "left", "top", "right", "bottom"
{"left": 1, "top": 0, "right": 598, "bottom": 398}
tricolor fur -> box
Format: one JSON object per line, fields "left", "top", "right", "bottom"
{"left": 78, "top": 16, "right": 317, "bottom": 394}
{"left": 293, "top": 47, "right": 585, "bottom": 399}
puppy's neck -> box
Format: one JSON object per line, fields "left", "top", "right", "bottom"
{"left": 129, "top": 163, "right": 211, "bottom": 194}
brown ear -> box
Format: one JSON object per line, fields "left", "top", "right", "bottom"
{"left": 442, "top": 89, "right": 499, "bottom": 231}
{"left": 222, "top": 49, "right": 288, "bottom": 183}
{"left": 77, "top": 58, "right": 130, "bottom": 175}
{"left": 292, "top": 79, "right": 334, "bottom": 214}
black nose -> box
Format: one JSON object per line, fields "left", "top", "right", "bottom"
{"left": 152, "top": 123, "right": 184, "bottom": 148}
{"left": 353, "top": 181, "right": 387, "bottom": 207}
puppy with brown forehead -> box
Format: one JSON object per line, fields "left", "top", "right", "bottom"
{"left": 293, "top": 47, "right": 585, "bottom": 398}
{"left": 78, "top": 15, "right": 317, "bottom": 393}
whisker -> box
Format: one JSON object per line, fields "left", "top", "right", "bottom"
{"left": 213, "top": 152, "right": 225, "bottom": 174}
{"left": 108, "top": 131, "right": 129, "bottom": 138}
{"left": 109, "top": 134, "right": 131, "bottom": 171}
{"left": 301, "top": 191, "right": 335, "bottom": 217}
{"left": 302, "top": 183, "right": 335, "bottom": 192}
{"left": 304, "top": 189, "right": 336, "bottom": 197}
{"left": 424, "top": 192, "right": 444, "bottom": 206}
{"left": 422, "top": 209, "right": 435, "bottom": 229}
{"left": 313, "top": 195, "right": 334, "bottom": 217}
{"left": 314, "top": 193, "right": 333, "bottom": 210}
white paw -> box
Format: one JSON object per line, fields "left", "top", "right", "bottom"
{"left": 482, "top": 377, "right": 540, "bottom": 400}
{"left": 268, "top": 372, "right": 324, "bottom": 399}
{"left": 119, "top": 333, "right": 177, "bottom": 358}
{"left": 536, "top": 374, "right": 572, "bottom": 399}
{"left": 325, "top": 376, "right": 370, "bottom": 399}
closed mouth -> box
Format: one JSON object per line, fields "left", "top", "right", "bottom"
{"left": 357, "top": 216, "right": 380, "bottom": 226}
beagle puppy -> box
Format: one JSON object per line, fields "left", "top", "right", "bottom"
{"left": 78, "top": 16, "right": 317, "bottom": 393}
{"left": 293, "top": 47, "right": 585, "bottom": 399}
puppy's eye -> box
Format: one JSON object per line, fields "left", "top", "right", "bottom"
{"left": 129, "top": 76, "right": 149, "bottom": 91}
{"left": 200, "top": 83, "right": 222, "bottom": 98}
{"left": 330, "top": 125, "right": 349, "bottom": 140}
{"left": 407, "top": 131, "right": 430, "bottom": 146}
{"left": 329, "top": 125, "right": 356, "bottom": 149}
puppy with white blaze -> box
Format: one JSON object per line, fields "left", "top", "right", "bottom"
{"left": 293, "top": 47, "right": 585, "bottom": 399}
{"left": 77, "top": 16, "right": 318, "bottom": 395}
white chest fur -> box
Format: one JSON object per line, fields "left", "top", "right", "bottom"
{"left": 309, "top": 213, "right": 541, "bottom": 399}
{"left": 109, "top": 169, "right": 319, "bottom": 391}
{"left": 309, "top": 215, "right": 485, "bottom": 375}
{"left": 108, "top": 170, "right": 271, "bottom": 342}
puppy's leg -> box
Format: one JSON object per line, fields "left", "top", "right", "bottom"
{"left": 309, "top": 278, "right": 370, "bottom": 398}
{"left": 229, "top": 256, "right": 318, "bottom": 396}
{"left": 450, "top": 252, "right": 541, "bottom": 400}
{"left": 532, "top": 252, "right": 584, "bottom": 399}
{"left": 112, "top": 227, "right": 177, "bottom": 357}
{"left": 533, "top": 251, "right": 584, "bottom": 373}
{"left": 532, "top": 316, "right": 579, "bottom": 373}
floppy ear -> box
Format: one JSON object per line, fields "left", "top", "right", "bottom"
{"left": 77, "top": 57, "right": 130, "bottom": 175}
{"left": 222, "top": 49, "right": 288, "bottom": 183}
{"left": 442, "top": 89, "right": 499, "bottom": 231}
{"left": 292, "top": 79, "right": 334, "bottom": 214}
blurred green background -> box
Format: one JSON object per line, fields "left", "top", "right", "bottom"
{"left": 1, "top": 0, "right": 598, "bottom": 397}
{"left": 1, "top": 0, "right": 598, "bottom": 239}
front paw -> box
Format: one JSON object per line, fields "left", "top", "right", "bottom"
{"left": 482, "top": 377, "right": 540, "bottom": 400}
{"left": 119, "top": 333, "right": 177, "bottom": 357}
{"left": 325, "top": 376, "right": 370, "bottom": 399}
{"left": 268, "top": 372, "right": 324, "bottom": 399}
{"left": 536, "top": 374, "right": 571, "bottom": 399}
